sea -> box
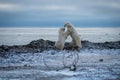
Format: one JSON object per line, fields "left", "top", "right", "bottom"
{"left": 0, "top": 27, "right": 120, "bottom": 45}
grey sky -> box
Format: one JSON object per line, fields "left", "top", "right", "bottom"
{"left": 0, "top": 0, "right": 120, "bottom": 27}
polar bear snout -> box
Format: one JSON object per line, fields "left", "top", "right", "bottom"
{"left": 64, "top": 23, "right": 71, "bottom": 28}
{"left": 62, "top": 28, "right": 65, "bottom": 31}
{"left": 64, "top": 23, "right": 69, "bottom": 27}
{"left": 59, "top": 28, "right": 65, "bottom": 31}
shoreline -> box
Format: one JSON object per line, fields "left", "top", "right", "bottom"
{"left": 0, "top": 28, "right": 120, "bottom": 45}
{"left": 0, "top": 27, "right": 120, "bottom": 28}
{"left": 0, "top": 39, "right": 120, "bottom": 56}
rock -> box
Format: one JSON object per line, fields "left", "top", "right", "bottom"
{"left": 99, "top": 59, "right": 103, "bottom": 62}
{"left": 0, "top": 48, "right": 3, "bottom": 52}
{"left": 46, "top": 40, "right": 55, "bottom": 46}
{"left": 24, "top": 64, "right": 27, "bottom": 67}
{"left": 0, "top": 39, "right": 120, "bottom": 54}
{"left": 56, "top": 70, "right": 59, "bottom": 71}
{"left": 21, "top": 58, "right": 25, "bottom": 61}
{"left": 0, "top": 45, "right": 9, "bottom": 51}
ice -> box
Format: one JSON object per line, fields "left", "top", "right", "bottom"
{"left": 40, "top": 69, "right": 80, "bottom": 76}
{"left": 0, "top": 49, "right": 120, "bottom": 80}
{"left": 0, "top": 28, "right": 120, "bottom": 45}
{"left": 1, "top": 49, "right": 119, "bottom": 66}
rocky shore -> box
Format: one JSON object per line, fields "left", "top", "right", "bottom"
{"left": 0, "top": 39, "right": 120, "bottom": 80}
{"left": 0, "top": 39, "right": 120, "bottom": 57}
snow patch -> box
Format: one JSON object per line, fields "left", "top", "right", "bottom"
{"left": 41, "top": 69, "right": 80, "bottom": 76}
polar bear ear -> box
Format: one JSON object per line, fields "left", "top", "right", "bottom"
{"left": 65, "top": 21, "right": 71, "bottom": 24}
{"left": 61, "top": 28, "right": 65, "bottom": 31}
{"left": 64, "top": 23, "right": 73, "bottom": 28}
{"left": 64, "top": 22, "right": 70, "bottom": 27}
{"left": 59, "top": 28, "right": 65, "bottom": 31}
{"left": 64, "top": 21, "right": 73, "bottom": 26}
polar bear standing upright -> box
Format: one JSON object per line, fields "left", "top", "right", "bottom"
{"left": 64, "top": 22, "right": 82, "bottom": 49}
{"left": 55, "top": 28, "right": 68, "bottom": 50}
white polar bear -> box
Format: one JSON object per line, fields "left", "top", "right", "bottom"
{"left": 64, "top": 22, "right": 82, "bottom": 49}
{"left": 55, "top": 28, "right": 69, "bottom": 50}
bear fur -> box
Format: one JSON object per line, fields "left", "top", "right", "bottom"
{"left": 55, "top": 28, "right": 69, "bottom": 50}
{"left": 64, "top": 22, "right": 82, "bottom": 49}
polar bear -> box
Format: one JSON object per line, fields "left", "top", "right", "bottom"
{"left": 55, "top": 28, "right": 69, "bottom": 50}
{"left": 64, "top": 22, "right": 82, "bottom": 49}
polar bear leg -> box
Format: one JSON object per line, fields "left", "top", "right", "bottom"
{"left": 55, "top": 41, "right": 64, "bottom": 50}
{"left": 75, "top": 38, "right": 82, "bottom": 51}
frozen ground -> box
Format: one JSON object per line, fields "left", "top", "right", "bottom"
{"left": 0, "top": 49, "right": 120, "bottom": 80}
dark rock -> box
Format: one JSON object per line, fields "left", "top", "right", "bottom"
{"left": 69, "top": 65, "right": 76, "bottom": 71}
{"left": 0, "top": 45, "right": 9, "bottom": 51}
{"left": 0, "top": 39, "right": 120, "bottom": 55}
{"left": 24, "top": 64, "right": 27, "bottom": 67}
{"left": 56, "top": 69, "right": 59, "bottom": 71}
{"left": 21, "top": 58, "right": 25, "bottom": 61}
{"left": 99, "top": 59, "right": 103, "bottom": 62}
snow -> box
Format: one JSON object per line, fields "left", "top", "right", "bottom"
{"left": 40, "top": 69, "right": 80, "bottom": 76}
{"left": 0, "top": 49, "right": 120, "bottom": 66}
{"left": 0, "top": 49, "right": 120, "bottom": 80}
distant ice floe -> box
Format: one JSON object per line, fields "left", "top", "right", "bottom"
{"left": 0, "top": 28, "right": 120, "bottom": 45}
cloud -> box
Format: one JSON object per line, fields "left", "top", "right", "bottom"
{"left": 0, "top": 3, "right": 19, "bottom": 11}
{"left": 0, "top": 0, "right": 120, "bottom": 27}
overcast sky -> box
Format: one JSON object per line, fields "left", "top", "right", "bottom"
{"left": 0, "top": 0, "right": 120, "bottom": 27}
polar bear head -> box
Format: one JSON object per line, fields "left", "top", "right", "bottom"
{"left": 59, "top": 28, "right": 65, "bottom": 33}
{"left": 64, "top": 22, "right": 74, "bottom": 33}
{"left": 64, "top": 22, "right": 74, "bottom": 28}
